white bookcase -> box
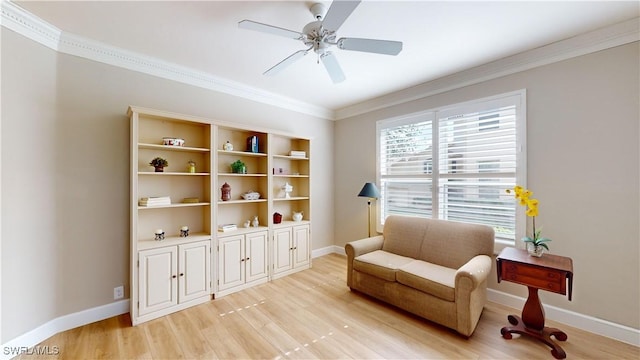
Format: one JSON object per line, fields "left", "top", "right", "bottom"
{"left": 129, "top": 106, "right": 312, "bottom": 324}
{"left": 129, "top": 107, "right": 214, "bottom": 325}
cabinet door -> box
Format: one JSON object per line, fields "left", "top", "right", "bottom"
{"left": 179, "top": 240, "right": 211, "bottom": 303}
{"left": 273, "top": 227, "right": 293, "bottom": 275}
{"left": 293, "top": 225, "right": 310, "bottom": 268}
{"left": 139, "top": 247, "right": 178, "bottom": 316}
{"left": 245, "top": 231, "right": 268, "bottom": 282}
{"left": 218, "top": 235, "right": 245, "bottom": 291}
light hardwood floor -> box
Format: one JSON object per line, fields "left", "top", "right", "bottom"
{"left": 19, "top": 254, "right": 638, "bottom": 359}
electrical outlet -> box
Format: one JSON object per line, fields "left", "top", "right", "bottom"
{"left": 114, "top": 286, "right": 124, "bottom": 300}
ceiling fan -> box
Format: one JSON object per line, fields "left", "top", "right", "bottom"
{"left": 238, "top": 0, "right": 403, "bottom": 83}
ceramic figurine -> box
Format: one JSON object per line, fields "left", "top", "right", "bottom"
{"left": 221, "top": 182, "right": 231, "bottom": 201}
{"left": 282, "top": 182, "right": 293, "bottom": 198}
{"left": 154, "top": 229, "right": 165, "bottom": 241}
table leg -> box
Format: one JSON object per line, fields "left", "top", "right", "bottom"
{"left": 522, "top": 287, "right": 544, "bottom": 330}
{"left": 500, "top": 287, "right": 569, "bottom": 359}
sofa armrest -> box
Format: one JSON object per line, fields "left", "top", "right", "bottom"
{"left": 455, "top": 254, "right": 492, "bottom": 336}
{"left": 345, "top": 235, "right": 384, "bottom": 260}
{"left": 455, "top": 255, "right": 492, "bottom": 290}
{"left": 344, "top": 236, "right": 384, "bottom": 288}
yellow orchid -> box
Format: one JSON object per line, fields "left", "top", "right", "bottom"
{"left": 506, "top": 186, "right": 551, "bottom": 251}
{"left": 512, "top": 186, "right": 524, "bottom": 198}
{"left": 526, "top": 198, "right": 539, "bottom": 211}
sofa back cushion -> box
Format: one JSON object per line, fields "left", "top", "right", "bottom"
{"left": 382, "top": 215, "right": 428, "bottom": 258}
{"left": 382, "top": 216, "right": 494, "bottom": 269}
{"left": 418, "top": 218, "right": 494, "bottom": 269}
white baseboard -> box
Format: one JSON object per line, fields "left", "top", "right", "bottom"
{"left": 488, "top": 289, "right": 639, "bottom": 347}
{"left": 3, "top": 252, "right": 638, "bottom": 358}
{"left": 312, "top": 245, "right": 344, "bottom": 258}
{"left": 1, "top": 299, "right": 129, "bottom": 360}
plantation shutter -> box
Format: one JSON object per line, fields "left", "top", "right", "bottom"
{"left": 378, "top": 114, "right": 434, "bottom": 220}
{"left": 437, "top": 100, "right": 518, "bottom": 240}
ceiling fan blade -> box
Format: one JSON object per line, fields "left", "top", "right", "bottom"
{"left": 238, "top": 20, "right": 303, "bottom": 40}
{"left": 338, "top": 38, "right": 403, "bottom": 55}
{"left": 320, "top": 51, "right": 345, "bottom": 83}
{"left": 264, "top": 49, "right": 309, "bottom": 76}
{"left": 321, "top": 0, "right": 361, "bottom": 32}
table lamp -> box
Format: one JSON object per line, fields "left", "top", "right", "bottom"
{"left": 358, "top": 182, "right": 380, "bottom": 237}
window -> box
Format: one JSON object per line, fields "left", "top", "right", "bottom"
{"left": 377, "top": 91, "right": 526, "bottom": 244}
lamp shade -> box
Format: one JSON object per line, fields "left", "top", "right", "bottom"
{"left": 358, "top": 182, "right": 380, "bottom": 199}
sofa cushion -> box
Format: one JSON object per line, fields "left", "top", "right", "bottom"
{"left": 381, "top": 215, "right": 427, "bottom": 258}
{"left": 353, "top": 250, "right": 414, "bottom": 282}
{"left": 416, "top": 218, "right": 495, "bottom": 269}
{"left": 397, "top": 260, "right": 456, "bottom": 302}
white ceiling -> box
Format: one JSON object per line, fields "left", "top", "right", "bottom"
{"left": 13, "top": 1, "right": 640, "bottom": 113}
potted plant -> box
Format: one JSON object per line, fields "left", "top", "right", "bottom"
{"left": 506, "top": 185, "right": 551, "bottom": 257}
{"left": 149, "top": 157, "right": 169, "bottom": 172}
{"left": 230, "top": 160, "right": 246, "bottom": 174}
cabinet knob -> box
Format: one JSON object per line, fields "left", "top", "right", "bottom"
{"left": 180, "top": 273, "right": 184, "bottom": 277}
{"left": 290, "top": 247, "right": 293, "bottom": 251}
{"left": 241, "top": 258, "right": 245, "bottom": 262}
{"left": 246, "top": 257, "right": 250, "bottom": 261}
{"left": 172, "top": 275, "right": 177, "bottom": 279}
{"left": 294, "top": 247, "right": 297, "bottom": 250}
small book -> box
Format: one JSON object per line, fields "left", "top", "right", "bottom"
{"left": 140, "top": 196, "right": 171, "bottom": 201}
{"left": 289, "top": 150, "right": 306, "bottom": 158}
{"left": 139, "top": 196, "right": 171, "bottom": 206}
{"left": 218, "top": 224, "right": 237, "bottom": 232}
{"left": 139, "top": 199, "right": 170, "bottom": 203}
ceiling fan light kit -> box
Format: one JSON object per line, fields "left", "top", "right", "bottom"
{"left": 238, "top": 0, "right": 403, "bottom": 84}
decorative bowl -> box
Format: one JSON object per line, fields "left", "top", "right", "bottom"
{"left": 163, "top": 137, "right": 184, "bottom": 146}
{"left": 241, "top": 191, "right": 261, "bottom": 200}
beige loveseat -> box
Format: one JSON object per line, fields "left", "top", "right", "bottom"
{"left": 345, "top": 215, "right": 494, "bottom": 336}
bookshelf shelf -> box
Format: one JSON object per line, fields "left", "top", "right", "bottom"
{"left": 138, "top": 172, "right": 210, "bottom": 176}
{"left": 138, "top": 202, "right": 210, "bottom": 210}
{"left": 139, "top": 143, "right": 210, "bottom": 153}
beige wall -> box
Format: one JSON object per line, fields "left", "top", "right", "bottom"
{"left": 2, "top": 28, "right": 60, "bottom": 344}
{"left": 335, "top": 42, "right": 639, "bottom": 329}
{"left": 1, "top": 29, "right": 334, "bottom": 342}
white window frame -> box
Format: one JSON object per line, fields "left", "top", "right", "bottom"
{"left": 376, "top": 90, "right": 527, "bottom": 250}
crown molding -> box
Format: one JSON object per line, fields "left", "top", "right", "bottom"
{"left": 0, "top": 0, "right": 334, "bottom": 120}
{"left": 2, "top": 1, "right": 638, "bottom": 122}
{"left": 335, "top": 17, "right": 640, "bottom": 120}
{"left": 0, "top": 0, "right": 60, "bottom": 49}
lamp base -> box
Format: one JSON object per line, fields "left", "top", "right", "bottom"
{"left": 367, "top": 200, "right": 372, "bottom": 237}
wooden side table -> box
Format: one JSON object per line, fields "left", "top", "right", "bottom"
{"left": 496, "top": 247, "right": 573, "bottom": 359}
